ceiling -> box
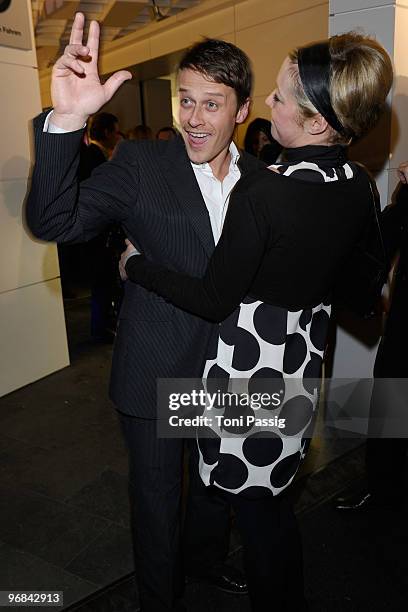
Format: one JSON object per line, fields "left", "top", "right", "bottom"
{"left": 31, "top": 0, "right": 201, "bottom": 70}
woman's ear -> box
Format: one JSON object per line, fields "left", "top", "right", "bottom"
{"left": 304, "top": 113, "right": 329, "bottom": 136}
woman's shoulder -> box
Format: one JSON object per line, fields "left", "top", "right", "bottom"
{"left": 237, "top": 160, "right": 370, "bottom": 194}
{"left": 235, "top": 166, "right": 285, "bottom": 195}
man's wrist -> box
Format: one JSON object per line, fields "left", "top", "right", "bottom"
{"left": 50, "top": 112, "right": 88, "bottom": 132}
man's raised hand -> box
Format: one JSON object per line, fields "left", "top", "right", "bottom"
{"left": 51, "top": 12, "right": 132, "bottom": 131}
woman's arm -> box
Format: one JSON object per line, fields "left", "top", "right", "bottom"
{"left": 125, "top": 189, "right": 271, "bottom": 322}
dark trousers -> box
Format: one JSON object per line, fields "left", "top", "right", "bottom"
{"left": 119, "top": 415, "right": 230, "bottom": 612}
{"left": 226, "top": 492, "right": 306, "bottom": 612}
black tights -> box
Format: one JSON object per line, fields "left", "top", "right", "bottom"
{"left": 225, "top": 492, "right": 307, "bottom": 612}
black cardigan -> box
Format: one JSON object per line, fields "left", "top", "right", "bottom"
{"left": 125, "top": 156, "right": 373, "bottom": 322}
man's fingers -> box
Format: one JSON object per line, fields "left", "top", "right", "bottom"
{"left": 86, "top": 20, "right": 100, "bottom": 61}
{"left": 103, "top": 71, "right": 132, "bottom": 102}
{"left": 64, "top": 44, "right": 90, "bottom": 59}
{"left": 69, "top": 12, "right": 85, "bottom": 46}
{"left": 54, "top": 55, "right": 86, "bottom": 75}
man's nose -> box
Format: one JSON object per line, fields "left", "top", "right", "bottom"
{"left": 188, "top": 106, "right": 204, "bottom": 127}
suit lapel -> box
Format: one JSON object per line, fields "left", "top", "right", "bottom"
{"left": 160, "top": 137, "right": 215, "bottom": 257}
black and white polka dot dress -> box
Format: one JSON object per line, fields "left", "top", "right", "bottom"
{"left": 197, "top": 150, "right": 355, "bottom": 498}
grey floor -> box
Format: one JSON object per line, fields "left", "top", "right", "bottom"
{"left": 1, "top": 298, "right": 405, "bottom": 611}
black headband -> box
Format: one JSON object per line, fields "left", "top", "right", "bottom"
{"left": 297, "top": 42, "right": 346, "bottom": 136}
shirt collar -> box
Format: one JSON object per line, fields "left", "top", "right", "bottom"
{"left": 191, "top": 141, "right": 241, "bottom": 174}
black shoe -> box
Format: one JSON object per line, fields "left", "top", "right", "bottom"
{"left": 334, "top": 490, "right": 373, "bottom": 511}
{"left": 186, "top": 565, "right": 248, "bottom": 595}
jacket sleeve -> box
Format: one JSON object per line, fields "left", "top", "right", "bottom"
{"left": 26, "top": 112, "right": 138, "bottom": 244}
{"left": 125, "top": 188, "right": 271, "bottom": 322}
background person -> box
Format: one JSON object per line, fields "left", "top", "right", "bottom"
{"left": 243, "top": 116, "right": 282, "bottom": 164}
{"left": 156, "top": 126, "right": 178, "bottom": 140}
{"left": 121, "top": 33, "right": 393, "bottom": 611}
{"left": 81, "top": 112, "right": 124, "bottom": 341}
{"left": 126, "top": 124, "right": 153, "bottom": 140}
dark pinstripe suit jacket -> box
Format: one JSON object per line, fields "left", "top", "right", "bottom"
{"left": 27, "top": 112, "right": 263, "bottom": 417}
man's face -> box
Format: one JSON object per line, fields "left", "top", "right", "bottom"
{"left": 177, "top": 68, "right": 249, "bottom": 169}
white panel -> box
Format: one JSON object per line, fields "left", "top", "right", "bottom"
{"left": 330, "top": 0, "right": 394, "bottom": 14}
{"left": 0, "top": 179, "right": 60, "bottom": 294}
{"left": 389, "top": 5, "right": 408, "bottom": 169}
{"left": 0, "top": 63, "right": 42, "bottom": 181}
{"left": 329, "top": 5, "right": 395, "bottom": 56}
{"left": 0, "top": 279, "right": 69, "bottom": 398}
{"left": 330, "top": 325, "right": 379, "bottom": 378}
{"left": 0, "top": 0, "right": 37, "bottom": 68}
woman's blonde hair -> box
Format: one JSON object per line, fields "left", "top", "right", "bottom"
{"left": 288, "top": 32, "right": 393, "bottom": 144}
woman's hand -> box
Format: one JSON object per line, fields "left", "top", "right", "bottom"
{"left": 119, "top": 239, "right": 140, "bottom": 281}
{"left": 397, "top": 161, "right": 408, "bottom": 184}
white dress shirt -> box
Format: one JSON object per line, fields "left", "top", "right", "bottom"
{"left": 190, "top": 142, "right": 241, "bottom": 244}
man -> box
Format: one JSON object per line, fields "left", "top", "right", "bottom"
{"left": 26, "top": 12, "right": 261, "bottom": 612}
{"left": 335, "top": 162, "right": 408, "bottom": 512}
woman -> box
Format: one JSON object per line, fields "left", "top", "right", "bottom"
{"left": 121, "top": 33, "right": 392, "bottom": 610}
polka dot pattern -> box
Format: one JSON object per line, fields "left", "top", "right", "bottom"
{"left": 198, "top": 435, "right": 220, "bottom": 466}
{"left": 253, "top": 303, "right": 287, "bottom": 344}
{"left": 231, "top": 327, "right": 261, "bottom": 371}
{"left": 198, "top": 300, "right": 330, "bottom": 497}
{"left": 270, "top": 451, "right": 301, "bottom": 488}
{"left": 283, "top": 333, "right": 307, "bottom": 374}
{"left": 299, "top": 308, "right": 312, "bottom": 331}
{"left": 279, "top": 395, "right": 314, "bottom": 436}
{"left": 242, "top": 432, "right": 283, "bottom": 467}
{"left": 310, "top": 310, "right": 330, "bottom": 351}
{"left": 214, "top": 453, "right": 249, "bottom": 490}
{"left": 248, "top": 368, "right": 284, "bottom": 401}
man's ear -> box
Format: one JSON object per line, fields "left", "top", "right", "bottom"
{"left": 305, "top": 113, "right": 329, "bottom": 136}
{"left": 236, "top": 98, "right": 251, "bottom": 124}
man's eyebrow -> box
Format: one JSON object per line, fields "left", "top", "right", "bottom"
{"left": 178, "top": 88, "right": 226, "bottom": 98}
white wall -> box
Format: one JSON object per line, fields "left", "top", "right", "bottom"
{"left": 0, "top": 0, "right": 69, "bottom": 398}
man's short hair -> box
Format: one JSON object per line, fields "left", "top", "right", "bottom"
{"left": 89, "top": 112, "right": 118, "bottom": 142}
{"left": 178, "top": 38, "right": 252, "bottom": 108}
